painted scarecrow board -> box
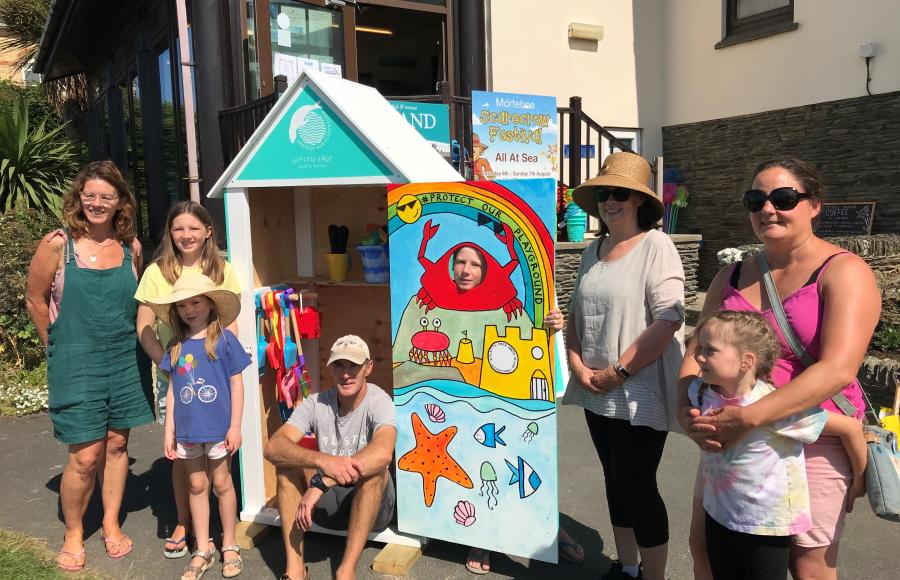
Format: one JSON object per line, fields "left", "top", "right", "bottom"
{"left": 388, "top": 179, "right": 558, "bottom": 562}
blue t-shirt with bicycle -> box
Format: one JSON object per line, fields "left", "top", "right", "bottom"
{"left": 161, "top": 330, "right": 251, "bottom": 443}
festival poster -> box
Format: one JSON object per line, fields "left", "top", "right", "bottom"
{"left": 388, "top": 179, "right": 558, "bottom": 563}
{"left": 471, "top": 91, "right": 558, "bottom": 181}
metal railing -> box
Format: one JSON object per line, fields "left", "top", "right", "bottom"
{"left": 218, "top": 76, "right": 288, "bottom": 165}
{"left": 558, "top": 96, "right": 636, "bottom": 188}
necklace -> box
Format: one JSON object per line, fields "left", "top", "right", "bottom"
{"left": 86, "top": 237, "right": 115, "bottom": 263}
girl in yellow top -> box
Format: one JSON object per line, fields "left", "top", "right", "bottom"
{"left": 135, "top": 201, "right": 241, "bottom": 559}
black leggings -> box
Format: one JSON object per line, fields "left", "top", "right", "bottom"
{"left": 705, "top": 512, "right": 790, "bottom": 580}
{"left": 584, "top": 410, "right": 669, "bottom": 548}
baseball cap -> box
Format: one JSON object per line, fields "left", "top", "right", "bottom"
{"left": 326, "top": 335, "right": 370, "bottom": 366}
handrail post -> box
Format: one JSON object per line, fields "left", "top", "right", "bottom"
{"left": 274, "top": 74, "right": 288, "bottom": 98}
{"left": 569, "top": 96, "right": 582, "bottom": 186}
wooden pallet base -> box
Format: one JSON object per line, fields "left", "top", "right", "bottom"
{"left": 235, "top": 519, "right": 274, "bottom": 550}
{"left": 372, "top": 543, "right": 426, "bottom": 576}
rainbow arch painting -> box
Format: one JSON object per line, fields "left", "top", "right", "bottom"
{"left": 388, "top": 179, "right": 559, "bottom": 563}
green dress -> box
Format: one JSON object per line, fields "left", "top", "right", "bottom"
{"left": 47, "top": 235, "right": 153, "bottom": 444}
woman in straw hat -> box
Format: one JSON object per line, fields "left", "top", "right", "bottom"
{"left": 26, "top": 160, "right": 154, "bottom": 571}
{"left": 149, "top": 272, "right": 251, "bottom": 579}
{"left": 677, "top": 157, "right": 879, "bottom": 580}
{"left": 563, "top": 152, "right": 685, "bottom": 580}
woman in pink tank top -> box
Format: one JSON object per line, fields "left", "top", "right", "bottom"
{"left": 677, "top": 158, "right": 881, "bottom": 580}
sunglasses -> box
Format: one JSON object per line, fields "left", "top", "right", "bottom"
{"left": 596, "top": 188, "right": 633, "bottom": 203}
{"left": 742, "top": 187, "right": 812, "bottom": 212}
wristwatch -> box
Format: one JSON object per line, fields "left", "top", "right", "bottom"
{"left": 310, "top": 472, "right": 329, "bottom": 493}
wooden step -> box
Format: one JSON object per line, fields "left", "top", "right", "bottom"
{"left": 372, "top": 543, "right": 426, "bottom": 576}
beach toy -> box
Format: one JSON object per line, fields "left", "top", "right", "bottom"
{"left": 255, "top": 293, "right": 267, "bottom": 376}
{"left": 281, "top": 291, "right": 298, "bottom": 368}
{"left": 357, "top": 244, "right": 389, "bottom": 284}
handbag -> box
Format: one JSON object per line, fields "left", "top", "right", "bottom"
{"left": 758, "top": 253, "right": 900, "bottom": 522}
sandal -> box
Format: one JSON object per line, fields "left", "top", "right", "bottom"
{"left": 221, "top": 544, "right": 243, "bottom": 578}
{"left": 278, "top": 567, "right": 308, "bottom": 580}
{"left": 164, "top": 534, "right": 190, "bottom": 559}
{"left": 56, "top": 546, "right": 85, "bottom": 572}
{"left": 181, "top": 547, "right": 217, "bottom": 580}
{"left": 465, "top": 547, "right": 490, "bottom": 575}
{"left": 558, "top": 537, "right": 585, "bottom": 563}
{"left": 101, "top": 533, "right": 133, "bottom": 560}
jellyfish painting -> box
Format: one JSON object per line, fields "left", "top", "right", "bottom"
{"left": 479, "top": 461, "right": 499, "bottom": 510}
{"left": 522, "top": 421, "right": 539, "bottom": 443}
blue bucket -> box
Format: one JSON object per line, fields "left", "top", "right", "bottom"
{"left": 567, "top": 223, "right": 586, "bottom": 242}
{"left": 357, "top": 245, "right": 389, "bottom": 283}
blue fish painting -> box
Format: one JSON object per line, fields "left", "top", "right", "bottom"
{"left": 505, "top": 456, "right": 542, "bottom": 499}
{"left": 474, "top": 423, "right": 506, "bottom": 448}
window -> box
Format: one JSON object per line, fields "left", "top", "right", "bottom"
{"left": 268, "top": 1, "right": 343, "bottom": 87}
{"left": 716, "top": 0, "right": 797, "bottom": 49}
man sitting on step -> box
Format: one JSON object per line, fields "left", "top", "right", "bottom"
{"left": 265, "top": 335, "right": 396, "bottom": 580}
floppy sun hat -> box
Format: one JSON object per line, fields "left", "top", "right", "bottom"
{"left": 147, "top": 272, "right": 241, "bottom": 328}
{"left": 572, "top": 151, "right": 664, "bottom": 221}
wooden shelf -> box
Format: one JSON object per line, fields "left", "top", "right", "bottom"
{"left": 283, "top": 276, "right": 389, "bottom": 288}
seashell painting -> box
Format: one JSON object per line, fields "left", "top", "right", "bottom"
{"left": 453, "top": 500, "right": 476, "bottom": 527}
{"left": 425, "top": 402, "right": 445, "bottom": 423}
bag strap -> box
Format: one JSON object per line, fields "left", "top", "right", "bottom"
{"left": 757, "top": 253, "right": 859, "bottom": 417}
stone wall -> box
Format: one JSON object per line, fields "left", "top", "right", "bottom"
{"left": 555, "top": 234, "right": 701, "bottom": 317}
{"left": 662, "top": 91, "right": 900, "bottom": 285}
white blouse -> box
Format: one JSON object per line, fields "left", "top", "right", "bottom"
{"left": 562, "top": 229, "right": 686, "bottom": 432}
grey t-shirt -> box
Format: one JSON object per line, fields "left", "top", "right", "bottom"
{"left": 287, "top": 383, "right": 396, "bottom": 457}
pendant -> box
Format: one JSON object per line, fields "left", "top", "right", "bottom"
{"left": 89, "top": 255, "right": 97, "bottom": 263}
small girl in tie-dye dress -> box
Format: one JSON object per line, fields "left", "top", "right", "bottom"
{"left": 688, "top": 310, "right": 866, "bottom": 580}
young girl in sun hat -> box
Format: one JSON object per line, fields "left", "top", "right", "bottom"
{"left": 135, "top": 201, "right": 241, "bottom": 559}
{"left": 689, "top": 310, "right": 866, "bottom": 580}
{"left": 149, "top": 272, "right": 251, "bottom": 580}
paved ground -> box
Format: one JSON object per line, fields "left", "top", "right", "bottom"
{"left": 1, "top": 405, "right": 897, "bottom": 580}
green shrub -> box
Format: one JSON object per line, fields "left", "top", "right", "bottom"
{"left": 872, "top": 322, "right": 900, "bottom": 355}
{"left": 0, "top": 362, "right": 47, "bottom": 416}
{"left": 0, "top": 205, "right": 60, "bottom": 369}
{"left": 0, "top": 98, "right": 80, "bottom": 215}
{"left": 0, "top": 80, "right": 60, "bottom": 131}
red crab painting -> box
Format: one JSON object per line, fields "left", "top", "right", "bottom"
{"left": 415, "top": 219, "right": 524, "bottom": 321}
{"left": 408, "top": 317, "right": 452, "bottom": 366}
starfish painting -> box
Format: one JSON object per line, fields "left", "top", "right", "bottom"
{"left": 398, "top": 412, "right": 474, "bottom": 507}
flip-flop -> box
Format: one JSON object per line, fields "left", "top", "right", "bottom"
{"left": 164, "top": 534, "right": 189, "bottom": 559}
{"left": 56, "top": 547, "right": 85, "bottom": 571}
{"left": 465, "top": 548, "right": 490, "bottom": 575}
{"left": 102, "top": 533, "right": 133, "bottom": 559}
{"left": 558, "top": 538, "right": 585, "bottom": 563}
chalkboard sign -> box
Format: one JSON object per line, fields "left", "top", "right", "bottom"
{"left": 814, "top": 201, "right": 876, "bottom": 237}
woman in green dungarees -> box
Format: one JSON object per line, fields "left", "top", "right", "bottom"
{"left": 26, "top": 161, "right": 154, "bottom": 572}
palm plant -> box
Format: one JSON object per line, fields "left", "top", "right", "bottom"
{"left": 0, "top": 0, "right": 47, "bottom": 72}
{"left": 0, "top": 98, "right": 79, "bottom": 215}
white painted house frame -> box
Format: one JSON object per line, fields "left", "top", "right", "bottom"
{"left": 208, "top": 69, "right": 462, "bottom": 547}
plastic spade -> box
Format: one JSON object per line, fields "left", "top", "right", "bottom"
{"left": 337, "top": 225, "right": 350, "bottom": 253}
{"left": 281, "top": 291, "right": 298, "bottom": 367}
{"left": 328, "top": 224, "right": 339, "bottom": 253}
{"left": 255, "top": 293, "right": 267, "bottom": 375}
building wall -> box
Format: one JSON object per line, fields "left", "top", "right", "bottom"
{"left": 661, "top": 0, "right": 900, "bottom": 126}
{"left": 488, "top": 0, "right": 665, "bottom": 159}
{"left": 0, "top": 30, "right": 30, "bottom": 83}
{"left": 663, "top": 91, "right": 900, "bottom": 283}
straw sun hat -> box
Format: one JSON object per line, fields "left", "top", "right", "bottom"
{"left": 572, "top": 151, "right": 664, "bottom": 222}
{"left": 147, "top": 272, "right": 241, "bottom": 327}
